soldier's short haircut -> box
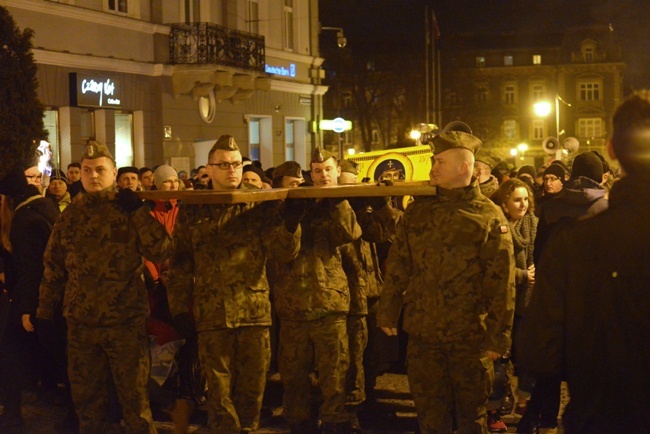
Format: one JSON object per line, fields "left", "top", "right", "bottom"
{"left": 611, "top": 90, "right": 650, "bottom": 176}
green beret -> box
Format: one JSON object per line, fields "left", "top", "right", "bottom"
{"left": 210, "top": 135, "right": 240, "bottom": 152}
{"left": 431, "top": 131, "right": 482, "bottom": 155}
{"left": 474, "top": 150, "right": 501, "bottom": 169}
{"left": 339, "top": 159, "right": 359, "bottom": 175}
{"left": 81, "top": 140, "right": 114, "bottom": 161}
{"left": 273, "top": 161, "right": 302, "bottom": 179}
{"left": 311, "top": 146, "right": 336, "bottom": 163}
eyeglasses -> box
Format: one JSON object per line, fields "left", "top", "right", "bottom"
{"left": 209, "top": 162, "right": 243, "bottom": 170}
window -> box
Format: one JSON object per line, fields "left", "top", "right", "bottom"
{"left": 532, "top": 120, "right": 545, "bottom": 140}
{"left": 372, "top": 129, "right": 380, "bottom": 144}
{"left": 532, "top": 54, "right": 542, "bottom": 65}
{"left": 531, "top": 84, "right": 545, "bottom": 102}
{"left": 80, "top": 110, "right": 95, "bottom": 140}
{"left": 477, "top": 86, "right": 488, "bottom": 103}
{"left": 503, "top": 120, "right": 517, "bottom": 140}
{"left": 285, "top": 119, "right": 294, "bottom": 161}
{"left": 115, "top": 112, "right": 133, "bottom": 168}
{"left": 283, "top": 0, "right": 294, "bottom": 50}
{"left": 581, "top": 40, "right": 597, "bottom": 62}
{"left": 342, "top": 91, "right": 353, "bottom": 109}
{"left": 249, "top": 119, "right": 261, "bottom": 161}
{"left": 43, "top": 110, "right": 60, "bottom": 169}
{"left": 476, "top": 56, "right": 486, "bottom": 68}
{"left": 107, "top": 0, "right": 127, "bottom": 14}
{"left": 578, "top": 118, "right": 604, "bottom": 138}
{"left": 247, "top": 0, "right": 259, "bottom": 34}
{"left": 503, "top": 55, "right": 513, "bottom": 66}
{"left": 182, "top": 0, "right": 200, "bottom": 23}
{"left": 579, "top": 81, "right": 600, "bottom": 101}
{"left": 503, "top": 83, "right": 517, "bottom": 104}
{"left": 584, "top": 47, "right": 594, "bottom": 62}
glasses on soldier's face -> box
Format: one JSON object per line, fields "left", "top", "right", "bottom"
{"left": 209, "top": 162, "right": 243, "bottom": 170}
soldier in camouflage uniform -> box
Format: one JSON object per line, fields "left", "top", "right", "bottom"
{"left": 37, "top": 141, "right": 173, "bottom": 434}
{"left": 338, "top": 160, "right": 402, "bottom": 432}
{"left": 274, "top": 148, "right": 362, "bottom": 434}
{"left": 166, "top": 135, "right": 301, "bottom": 434}
{"left": 377, "top": 131, "right": 516, "bottom": 434}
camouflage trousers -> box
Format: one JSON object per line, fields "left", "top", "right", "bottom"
{"left": 407, "top": 336, "right": 494, "bottom": 434}
{"left": 198, "top": 326, "right": 270, "bottom": 434}
{"left": 279, "top": 314, "right": 349, "bottom": 424}
{"left": 345, "top": 315, "right": 368, "bottom": 406}
{"left": 67, "top": 320, "right": 156, "bottom": 434}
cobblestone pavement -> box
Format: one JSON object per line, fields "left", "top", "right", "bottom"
{"left": 4, "top": 373, "right": 567, "bottom": 433}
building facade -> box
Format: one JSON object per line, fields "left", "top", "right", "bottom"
{"left": 441, "top": 24, "right": 626, "bottom": 167}
{"left": 2, "top": 0, "right": 327, "bottom": 172}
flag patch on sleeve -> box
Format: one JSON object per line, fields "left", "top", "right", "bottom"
{"left": 499, "top": 225, "right": 509, "bottom": 234}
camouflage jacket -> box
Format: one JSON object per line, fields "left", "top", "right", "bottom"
{"left": 377, "top": 180, "right": 515, "bottom": 354}
{"left": 37, "top": 190, "right": 172, "bottom": 326}
{"left": 340, "top": 240, "right": 367, "bottom": 315}
{"left": 167, "top": 200, "right": 300, "bottom": 330}
{"left": 273, "top": 199, "right": 362, "bottom": 321}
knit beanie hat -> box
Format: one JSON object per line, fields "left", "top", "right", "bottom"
{"left": 153, "top": 165, "right": 178, "bottom": 188}
{"left": 50, "top": 169, "right": 68, "bottom": 183}
{"left": 543, "top": 163, "right": 566, "bottom": 182}
{"left": 570, "top": 152, "right": 603, "bottom": 182}
{"left": 517, "top": 165, "right": 537, "bottom": 180}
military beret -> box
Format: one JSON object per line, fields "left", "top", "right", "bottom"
{"left": 210, "top": 135, "right": 240, "bottom": 152}
{"left": 474, "top": 150, "right": 501, "bottom": 169}
{"left": 273, "top": 161, "right": 303, "bottom": 179}
{"left": 431, "top": 131, "right": 482, "bottom": 155}
{"left": 117, "top": 166, "right": 139, "bottom": 180}
{"left": 311, "top": 146, "right": 337, "bottom": 163}
{"left": 81, "top": 140, "right": 114, "bottom": 161}
{"left": 339, "top": 159, "right": 359, "bottom": 175}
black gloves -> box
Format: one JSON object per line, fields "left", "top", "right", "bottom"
{"left": 173, "top": 313, "right": 196, "bottom": 341}
{"left": 282, "top": 198, "right": 308, "bottom": 233}
{"left": 366, "top": 180, "right": 392, "bottom": 210}
{"left": 116, "top": 188, "right": 144, "bottom": 213}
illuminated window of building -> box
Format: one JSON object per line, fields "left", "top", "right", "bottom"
{"left": 579, "top": 81, "right": 601, "bottom": 101}
{"left": 504, "top": 55, "right": 513, "bottom": 66}
{"left": 43, "top": 110, "right": 60, "bottom": 168}
{"left": 503, "top": 120, "right": 517, "bottom": 140}
{"left": 532, "top": 119, "right": 545, "bottom": 140}
{"left": 578, "top": 118, "right": 604, "bottom": 138}
{"left": 115, "top": 111, "right": 134, "bottom": 168}
{"left": 503, "top": 83, "right": 517, "bottom": 104}
{"left": 533, "top": 54, "right": 542, "bottom": 65}
{"left": 476, "top": 56, "right": 486, "bottom": 68}
{"left": 283, "top": 0, "right": 294, "bottom": 50}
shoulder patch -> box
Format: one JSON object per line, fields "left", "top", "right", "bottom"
{"left": 499, "top": 225, "right": 509, "bottom": 234}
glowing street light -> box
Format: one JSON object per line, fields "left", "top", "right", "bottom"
{"left": 409, "top": 130, "right": 422, "bottom": 141}
{"left": 533, "top": 101, "right": 552, "bottom": 117}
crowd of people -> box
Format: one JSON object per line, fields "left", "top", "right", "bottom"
{"left": 0, "top": 90, "right": 649, "bottom": 434}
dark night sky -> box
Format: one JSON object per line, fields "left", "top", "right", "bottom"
{"left": 320, "top": 0, "right": 650, "bottom": 91}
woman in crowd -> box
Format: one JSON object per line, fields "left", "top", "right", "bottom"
{"left": 489, "top": 178, "right": 538, "bottom": 430}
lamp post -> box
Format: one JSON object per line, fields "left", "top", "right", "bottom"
{"left": 534, "top": 94, "right": 571, "bottom": 160}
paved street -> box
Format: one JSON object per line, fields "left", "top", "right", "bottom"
{"left": 6, "top": 372, "right": 566, "bottom": 433}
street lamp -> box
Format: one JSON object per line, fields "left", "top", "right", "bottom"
{"left": 533, "top": 94, "right": 571, "bottom": 139}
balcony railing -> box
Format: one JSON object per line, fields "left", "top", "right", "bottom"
{"left": 169, "top": 23, "right": 265, "bottom": 72}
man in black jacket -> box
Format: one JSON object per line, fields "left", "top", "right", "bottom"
{"left": 519, "top": 90, "right": 650, "bottom": 433}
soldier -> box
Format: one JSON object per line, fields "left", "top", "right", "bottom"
{"left": 274, "top": 147, "right": 362, "bottom": 434}
{"left": 272, "top": 161, "right": 304, "bottom": 188}
{"left": 166, "top": 135, "right": 301, "bottom": 434}
{"left": 377, "top": 131, "right": 516, "bottom": 434}
{"left": 36, "top": 140, "right": 173, "bottom": 434}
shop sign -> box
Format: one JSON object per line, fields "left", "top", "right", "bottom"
{"left": 69, "top": 73, "right": 122, "bottom": 108}
{"left": 265, "top": 63, "right": 296, "bottom": 78}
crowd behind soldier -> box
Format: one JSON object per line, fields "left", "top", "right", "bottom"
{"left": 0, "top": 90, "right": 644, "bottom": 434}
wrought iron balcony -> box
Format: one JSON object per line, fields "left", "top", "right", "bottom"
{"left": 169, "top": 23, "right": 265, "bottom": 72}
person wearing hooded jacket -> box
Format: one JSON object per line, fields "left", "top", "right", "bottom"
{"left": 517, "top": 151, "right": 608, "bottom": 434}
{"left": 0, "top": 165, "right": 60, "bottom": 429}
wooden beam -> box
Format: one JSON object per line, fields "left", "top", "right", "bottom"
{"left": 136, "top": 181, "right": 437, "bottom": 204}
